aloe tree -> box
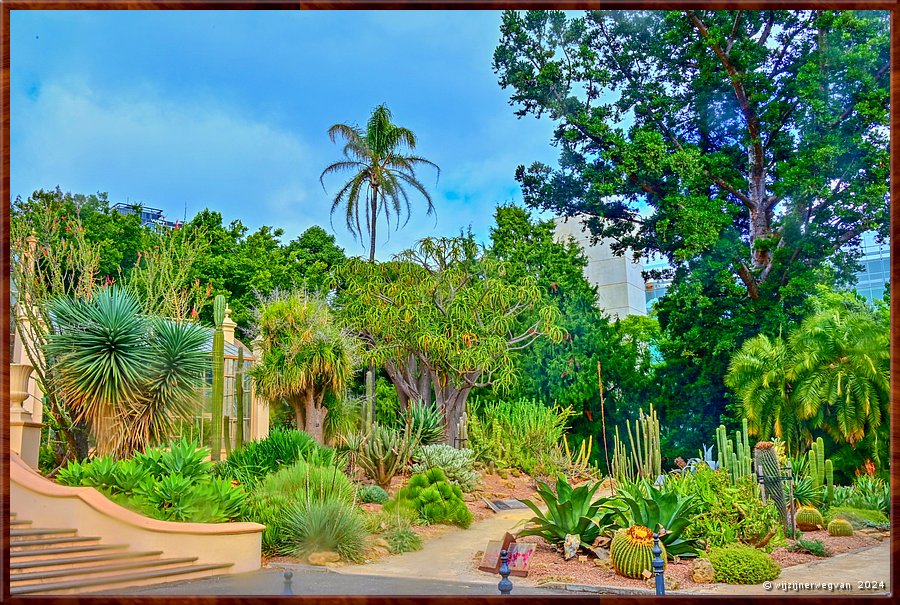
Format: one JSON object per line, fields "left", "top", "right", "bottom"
{"left": 251, "top": 291, "right": 359, "bottom": 444}
{"left": 320, "top": 103, "right": 440, "bottom": 262}
{"left": 44, "top": 287, "right": 208, "bottom": 458}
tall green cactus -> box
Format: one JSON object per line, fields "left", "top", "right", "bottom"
{"left": 715, "top": 421, "right": 752, "bottom": 483}
{"left": 824, "top": 459, "right": 834, "bottom": 504}
{"left": 611, "top": 426, "right": 633, "bottom": 486}
{"left": 235, "top": 348, "right": 245, "bottom": 449}
{"left": 807, "top": 437, "right": 833, "bottom": 504}
{"left": 755, "top": 441, "right": 788, "bottom": 533}
{"left": 210, "top": 295, "right": 226, "bottom": 461}
{"left": 626, "top": 405, "right": 661, "bottom": 480}
{"left": 456, "top": 411, "right": 468, "bottom": 449}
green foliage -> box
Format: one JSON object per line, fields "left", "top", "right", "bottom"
{"left": 789, "top": 535, "right": 831, "bottom": 557}
{"left": 252, "top": 290, "right": 360, "bottom": 444}
{"left": 356, "top": 422, "right": 421, "bottom": 489}
{"left": 385, "top": 526, "right": 423, "bottom": 554}
{"left": 707, "top": 545, "right": 781, "bottom": 584}
{"left": 215, "top": 429, "right": 332, "bottom": 488}
{"left": 389, "top": 468, "right": 473, "bottom": 528}
{"left": 358, "top": 485, "right": 390, "bottom": 504}
{"left": 827, "top": 506, "right": 889, "bottom": 529}
{"left": 667, "top": 466, "right": 781, "bottom": 548}
{"left": 44, "top": 286, "right": 209, "bottom": 458}
{"left": 468, "top": 397, "right": 574, "bottom": 475}
{"left": 791, "top": 476, "right": 824, "bottom": 508}
{"left": 58, "top": 438, "right": 246, "bottom": 523}
{"left": 832, "top": 476, "right": 889, "bottom": 514}
{"left": 323, "top": 394, "right": 362, "bottom": 447}
{"left": 335, "top": 236, "right": 565, "bottom": 447}
{"left": 282, "top": 497, "right": 368, "bottom": 563}
{"left": 411, "top": 445, "right": 480, "bottom": 492}
{"left": 518, "top": 475, "right": 621, "bottom": 548}
{"left": 402, "top": 401, "right": 445, "bottom": 446}
{"left": 254, "top": 459, "right": 355, "bottom": 505}
{"left": 613, "top": 479, "right": 701, "bottom": 558}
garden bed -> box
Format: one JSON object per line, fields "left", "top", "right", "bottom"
{"left": 472, "top": 530, "right": 886, "bottom": 591}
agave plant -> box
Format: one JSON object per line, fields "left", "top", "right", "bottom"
{"left": 45, "top": 287, "right": 209, "bottom": 457}
{"left": 614, "top": 479, "right": 701, "bottom": 558}
{"left": 791, "top": 475, "right": 824, "bottom": 508}
{"left": 403, "top": 400, "right": 445, "bottom": 446}
{"left": 517, "top": 475, "right": 625, "bottom": 548}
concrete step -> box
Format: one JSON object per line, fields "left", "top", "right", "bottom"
{"left": 10, "top": 536, "right": 103, "bottom": 552}
{"left": 10, "top": 544, "right": 130, "bottom": 562}
{"left": 10, "top": 528, "right": 79, "bottom": 541}
{"left": 10, "top": 518, "right": 32, "bottom": 526}
{"left": 10, "top": 550, "right": 165, "bottom": 572}
{"left": 10, "top": 556, "right": 201, "bottom": 587}
{"left": 11, "top": 563, "right": 234, "bottom": 595}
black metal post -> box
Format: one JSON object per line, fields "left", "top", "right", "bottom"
{"left": 282, "top": 570, "right": 294, "bottom": 595}
{"left": 498, "top": 549, "right": 513, "bottom": 595}
{"left": 652, "top": 533, "right": 665, "bottom": 596}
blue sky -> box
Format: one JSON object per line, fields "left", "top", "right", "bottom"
{"left": 10, "top": 10, "right": 562, "bottom": 260}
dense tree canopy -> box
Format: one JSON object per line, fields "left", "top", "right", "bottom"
{"left": 334, "top": 235, "right": 565, "bottom": 446}
{"left": 494, "top": 10, "right": 889, "bottom": 452}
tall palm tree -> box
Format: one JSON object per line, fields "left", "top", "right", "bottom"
{"left": 320, "top": 104, "right": 440, "bottom": 261}
{"left": 251, "top": 290, "right": 359, "bottom": 444}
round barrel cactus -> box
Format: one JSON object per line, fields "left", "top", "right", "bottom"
{"left": 827, "top": 518, "right": 853, "bottom": 537}
{"left": 795, "top": 506, "right": 824, "bottom": 531}
{"left": 610, "top": 525, "right": 666, "bottom": 579}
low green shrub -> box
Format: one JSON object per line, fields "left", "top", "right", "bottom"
{"left": 411, "top": 445, "right": 480, "bottom": 492}
{"left": 828, "top": 506, "right": 889, "bottom": 529}
{"left": 385, "top": 526, "right": 423, "bottom": 554}
{"left": 215, "top": 428, "right": 333, "bottom": 487}
{"left": 468, "top": 397, "right": 575, "bottom": 476}
{"left": 366, "top": 500, "right": 422, "bottom": 533}
{"left": 707, "top": 545, "right": 781, "bottom": 584}
{"left": 388, "top": 468, "right": 473, "bottom": 528}
{"left": 358, "top": 484, "right": 390, "bottom": 504}
{"left": 788, "top": 535, "right": 831, "bottom": 557}
{"left": 56, "top": 438, "right": 246, "bottom": 524}
{"left": 282, "top": 497, "right": 368, "bottom": 563}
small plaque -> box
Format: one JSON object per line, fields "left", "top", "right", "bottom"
{"left": 507, "top": 542, "right": 536, "bottom": 577}
{"left": 477, "top": 533, "right": 516, "bottom": 573}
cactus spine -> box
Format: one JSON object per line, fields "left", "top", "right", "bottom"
{"left": 795, "top": 506, "right": 824, "bottom": 531}
{"left": 235, "top": 347, "right": 244, "bottom": 449}
{"left": 610, "top": 526, "right": 666, "bottom": 579}
{"left": 716, "top": 421, "right": 752, "bottom": 483}
{"left": 827, "top": 518, "right": 853, "bottom": 537}
{"left": 210, "top": 294, "right": 226, "bottom": 461}
{"left": 755, "top": 442, "right": 788, "bottom": 531}
{"left": 626, "top": 405, "right": 661, "bottom": 480}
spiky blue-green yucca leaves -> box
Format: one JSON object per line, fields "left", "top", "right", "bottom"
{"left": 45, "top": 287, "right": 208, "bottom": 457}
{"left": 517, "top": 475, "right": 623, "bottom": 549}
{"left": 403, "top": 401, "right": 445, "bottom": 446}
{"left": 614, "top": 480, "right": 701, "bottom": 558}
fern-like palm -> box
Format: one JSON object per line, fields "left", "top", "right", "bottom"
{"left": 320, "top": 104, "right": 439, "bottom": 261}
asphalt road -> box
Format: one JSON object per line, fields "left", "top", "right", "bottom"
{"left": 98, "top": 565, "right": 557, "bottom": 596}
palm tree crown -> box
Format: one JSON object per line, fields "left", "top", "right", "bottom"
{"left": 320, "top": 104, "right": 439, "bottom": 261}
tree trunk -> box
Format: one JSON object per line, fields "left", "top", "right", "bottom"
{"left": 305, "top": 389, "right": 326, "bottom": 444}
{"left": 368, "top": 190, "right": 378, "bottom": 262}
{"left": 290, "top": 396, "right": 307, "bottom": 433}
{"left": 385, "top": 354, "right": 434, "bottom": 412}
{"left": 434, "top": 381, "right": 472, "bottom": 447}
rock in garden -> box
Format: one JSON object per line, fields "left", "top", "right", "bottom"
{"left": 563, "top": 534, "right": 580, "bottom": 560}
{"left": 646, "top": 575, "right": 681, "bottom": 591}
{"left": 307, "top": 551, "right": 341, "bottom": 566}
{"left": 691, "top": 558, "right": 716, "bottom": 583}
{"left": 593, "top": 557, "right": 612, "bottom": 570}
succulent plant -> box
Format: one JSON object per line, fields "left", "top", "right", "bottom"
{"left": 754, "top": 442, "right": 788, "bottom": 532}
{"left": 610, "top": 525, "right": 666, "bottom": 579}
{"left": 795, "top": 506, "right": 824, "bottom": 531}
{"left": 210, "top": 295, "right": 226, "bottom": 461}
{"left": 827, "top": 518, "right": 853, "bottom": 537}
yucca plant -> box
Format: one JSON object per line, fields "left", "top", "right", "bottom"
{"left": 517, "top": 475, "right": 624, "bottom": 549}
{"left": 403, "top": 401, "right": 445, "bottom": 446}
{"left": 215, "top": 429, "right": 328, "bottom": 487}
{"left": 44, "top": 287, "right": 208, "bottom": 458}
{"left": 283, "top": 497, "right": 369, "bottom": 563}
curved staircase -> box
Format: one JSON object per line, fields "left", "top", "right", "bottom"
{"left": 8, "top": 511, "right": 233, "bottom": 595}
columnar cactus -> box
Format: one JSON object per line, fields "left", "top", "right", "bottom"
{"left": 716, "top": 421, "right": 752, "bottom": 483}
{"left": 795, "top": 506, "right": 824, "bottom": 531}
{"left": 827, "top": 518, "right": 853, "bottom": 537}
{"left": 755, "top": 442, "right": 788, "bottom": 531}
{"left": 808, "top": 437, "right": 834, "bottom": 504}
{"left": 824, "top": 459, "right": 834, "bottom": 505}
{"left": 626, "top": 406, "right": 661, "bottom": 479}
{"left": 456, "top": 411, "right": 468, "bottom": 449}
{"left": 210, "top": 294, "right": 226, "bottom": 461}
{"left": 610, "top": 525, "right": 666, "bottom": 579}
{"left": 235, "top": 347, "right": 245, "bottom": 449}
